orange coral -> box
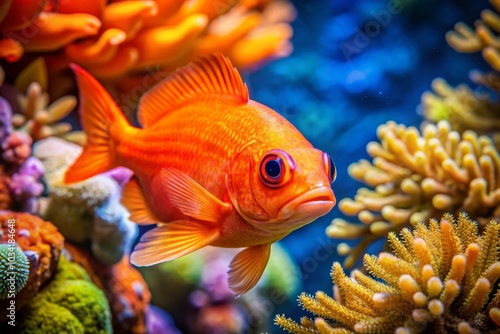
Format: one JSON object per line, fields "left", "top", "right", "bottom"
{"left": 64, "top": 242, "right": 151, "bottom": 334}
{"left": 0, "top": 210, "right": 64, "bottom": 322}
{"left": 1, "top": 0, "right": 295, "bottom": 81}
{"left": 0, "top": 167, "right": 12, "bottom": 210}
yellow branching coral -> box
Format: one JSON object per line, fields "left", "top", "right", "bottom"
{"left": 8, "top": 58, "right": 85, "bottom": 145}
{"left": 421, "top": 1, "right": 500, "bottom": 138}
{"left": 1, "top": 0, "right": 295, "bottom": 81}
{"left": 276, "top": 213, "right": 500, "bottom": 333}
{"left": 327, "top": 120, "right": 500, "bottom": 268}
{"left": 420, "top": 74, "right": 500, "bottom": 139}
{"left": 446, "top": 0, "right": 500, "bottom": 71}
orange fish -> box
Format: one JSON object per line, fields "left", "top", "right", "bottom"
{"left": 65, "top": 54, "right": 336, "bottom": 295}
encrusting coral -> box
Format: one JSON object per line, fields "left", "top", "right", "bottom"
{"left": 0, "top": 0, "right": 295, "bottom": 81}
{"left": 327, "top": 120, "right": 500, "bottom": 268}
{"left": 0, "top": 211, "right": 64, "bottom": 322}
{"left": 276, "top": 213, "right": 500, "bottom": 333}
{"left": 12, "top": 256, "right": 112, "bottom": 334}
{"left": 34, "top": 137, "right": 137, "bottom": 266}
{"left": 0, "top": 243, "right": 29, "bottom": 299}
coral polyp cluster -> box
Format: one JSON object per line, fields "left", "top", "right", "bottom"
{"left": 327, "top": 120, "right": 500, "bottom": 267}
{"left": 276, "top": 213, "right": 500, "bottom": 333}
{"left": 14, "top": 77, "right": 80, "bottom": 144}
{"left": 420, "top": 75, "right": 500, "bottom": 138}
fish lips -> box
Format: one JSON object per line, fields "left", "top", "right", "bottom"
{"left": 278, "top": 186, "right": 336, "bottom": 223}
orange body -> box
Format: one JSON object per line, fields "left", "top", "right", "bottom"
{"left": 65, "top": 54, "right": 336, "bottom": 295}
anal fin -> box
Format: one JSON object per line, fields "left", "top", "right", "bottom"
{"left": 228, "top": 243, "right": 271, "bottom": 296}
{"left": 131, "top": 220, "right": 220, "bottom": 266}
{"left": 122, "top": 177, "right": 160, "bottom": 225}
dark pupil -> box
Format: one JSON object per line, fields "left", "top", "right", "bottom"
{"left": 329, "top": 157, "right": 336, "bottom": 181}
{"left": 265, "top": 158, "right": 281, "bottom": 178}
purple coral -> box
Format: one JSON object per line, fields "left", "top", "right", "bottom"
{"left": 2, "top": 131, "right": 32, "bottom": 165}
{"left": 146, "top": 306, "right": 181, "bottom": 334}
{"left": 10, "top": 157, "right": 44, "bottom": 212}
{"left": 0, "top": 96, "right": 32, "bottom": 166}
{"left": 186, "top": 249, "right": 252, "bottom": 334}
{"left": 200, "top": 254, "right": 234, "bottom": 302}
{"left": 0, "top": 97, "right": 12, "bottom": 141}
{"left": 0, "top": 96, "right": 43, "bottom": 211}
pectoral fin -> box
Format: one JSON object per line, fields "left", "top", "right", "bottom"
{"left": 161, "top": 168, "right": 231, "bottom": 222}
{"left": 122, "top": 177, "right": 160, "bottom": 225}
{"left": 228, "top": 243, "right": 271, "bottom": 296}
{"left": 131, "top": 220, "right": 220, "bottom": 266}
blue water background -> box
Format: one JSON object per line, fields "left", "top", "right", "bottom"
{"left": 246, "top": 0, "right": 490, "bottom": 328}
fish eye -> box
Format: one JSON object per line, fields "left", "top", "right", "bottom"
{"left": 259, "top": 150, "right": 294, "bottom": 187}
{"left": 323, "top": 152, "right": 336, "bottom": 184}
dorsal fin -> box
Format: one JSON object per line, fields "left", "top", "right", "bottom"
{"left": 137, "top": 53, "right": 249, "bottom": 127}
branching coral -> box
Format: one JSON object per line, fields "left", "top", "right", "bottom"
{"left": 419, "top": 0, "right": 500, "bottom": 138}
{"left": 276, "top": 213, "right": 500, "bottom": 333}
{"left": 1, "top": 0, "right": 295, "bottom": 81}
{"left": 420, "top": 74, "right": 500, "bottom": 139}
{"left": 7, "top": 59, "right": 84, "bottom": 145}
{"left": 446, "top": 0, "right": 500, "bottom": 71}
{"left": 327, "top": 120, "right": 500, "bottom": 268}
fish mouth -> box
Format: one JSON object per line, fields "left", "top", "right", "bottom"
{"left": 278, "top": 186, "right": 336, "bottom": 220}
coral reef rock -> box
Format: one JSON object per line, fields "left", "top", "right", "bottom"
{"left": 34, "top": 136, "right": 137, "bottom": 265}
{"left": 0, "top": 210, "right": 64, "bottom": 322}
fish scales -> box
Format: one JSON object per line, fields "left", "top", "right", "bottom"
{"left": 64, "top": 54, "right": 337, "bottom": 296}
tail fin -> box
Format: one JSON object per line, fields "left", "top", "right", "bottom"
{"left": 64, "top": 65, "right": 129, "bottom": 184}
